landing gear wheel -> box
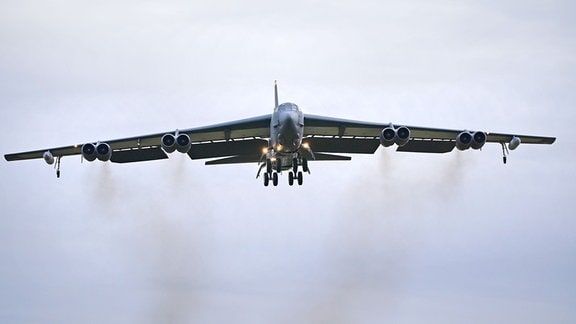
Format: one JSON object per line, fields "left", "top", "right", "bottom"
{"left": 272, "top": 172, "right": 279, "bottom": 186}
{"left": 302, "top": 159, "right": 309, "bottom": 173}
{"left": 292, "top": 158, "right": 298, "bottom": 173}
{"left": 288, "top": 172, "right": 294, "bottom": 186}
{"left": 297, "top": 171, "right": 303, "bottom": 185}
{"left": 264, "top": 173, "right": 270, "bottom": 187}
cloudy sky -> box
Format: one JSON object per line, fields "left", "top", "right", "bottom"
{"left": 1, "top": 0, "right": 575, "bottom": 323}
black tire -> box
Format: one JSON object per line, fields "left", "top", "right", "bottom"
{"left": 264, "top": 173, "right": 269, "bottom": 187}
{"left": 272, "top": 172, "right": 278, "bottom": 186}
{"left": 297, "top": 171, "right": 303, "bottom": 185}
{"left": 288, "top": 172, "right": 294, "bottom": 186}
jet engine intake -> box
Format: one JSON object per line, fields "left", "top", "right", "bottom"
{"left": 456, "top": 131, "right": 472, "bottom": 150}
{"left": 162, "top": 132, "right": 191, "bottom": 154}
{"left": 395, "top": 126, "right": 411, "bottom": 147}
{"left": 82, "top": 142, "right": 112, "bottom": 162}
{"left": 161, "top": 133, "right": 177, "bottom": 153}
{"left": 471, "top": 131, "right": 487, "bottom": 150}
{"left": 175, "top": 133, "right": 191, "bottom": 153}
{"left": 82, "top": 143, "right": 97, "bottom": 161}
{"left": 96, "top": 142, "right": 112, "bottom": 161}
{"left": 380, "top": 127, "right": 396, "bottom": 147}
{"left": 456, "top": 131, "right": 486, "bottom": 150}
{"left": 380, "top": 126, "right": 411, "bottom": 147}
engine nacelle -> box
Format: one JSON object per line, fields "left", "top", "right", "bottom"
{"left": 509, "top": 136, "right": 521, "bottom": 150}
{"left": 456, "top": 131, "right": 472, "bottom": 151}
{"left": 43, "top": 151, "right": 55, "bottom": 165}
{"left": 96, "top": 142, "right": 112, "bottom": 161}
{"left": 82, "top": 143, "right": 98, "bottom": 162}
{"left": 395, "top": 126, "right": 411, "bottom": 147}
{"left": 82, "top": 142, "right": 112, "bottom": 162}
{"left": 162, "top": 132, "right": 191, "bottom": 153}
{"left": 175, "top": 133, "right": 191, "bottom": 153}
{"left": 380, "top": 126, "right": 411, "bottom": 147}
{"left": 380, "top": 127, "right": 396, "bottom": 147}
{"left": 161, "top": 133, "right": 177, "bottom": 153}
{"left": 471, "top": 131, "right": 487, "bottom": 150}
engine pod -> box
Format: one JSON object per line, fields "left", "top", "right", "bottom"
{"left": 82, "top": 143, "right": 97, "bottom": 162}
{"left": 471, "top": 131, "right": 487, "bottom": 150}
{"left": 380, "top": 127, "right": 396, "bottom": 147}
{"left": 161, "top": 134, "right": 177, "bottom": 153}
{"left": 96, "top": 142, "right": 112, "bottom": 161}
{"left": 456, "top": 132, "right": 472, "bottom": 151}
{"left": 395, "top": 126, "right": 411, "bottom": 147}
{"left": 175, "top": 133, "right": 191, "bottom": 153}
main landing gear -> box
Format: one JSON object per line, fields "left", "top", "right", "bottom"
{"left": 262, "top": 157, "right": 308, "bottom": 187}
{"left": 263, "top": 171, "right": 278, "bottom": 187}
{"left": 263, "top": 158, "right": 279, "bottom": 187}
{"left": 288, "top": 171, "right": 303, "bottom": 186}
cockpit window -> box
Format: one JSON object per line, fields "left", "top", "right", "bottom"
{"left": 277, "top": 102, "right": 300, "bottom": 111}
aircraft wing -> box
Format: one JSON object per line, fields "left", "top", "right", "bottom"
{"left": 303, "top": 114, "right": 556, "bottom": 155}
{"left": 4, "top": 115, "right": 271, "bottom": 163}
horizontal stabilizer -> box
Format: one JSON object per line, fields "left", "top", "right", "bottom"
{"left": 397, "top": 140, "right": 455, "bottom": 153}
{"left": 111, "top": 147, "right": 168, "bottom": 163}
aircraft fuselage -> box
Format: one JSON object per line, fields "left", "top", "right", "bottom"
{"left": 270, "top": 102, "right": 304, "bottom": 154}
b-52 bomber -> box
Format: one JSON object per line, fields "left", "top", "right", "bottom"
{"left": 5, "top": 82, "right": 556, "bottom": 186}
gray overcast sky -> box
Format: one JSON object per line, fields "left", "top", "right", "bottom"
{"left": 1, "top": 0, "right": 575, "bottom": 323}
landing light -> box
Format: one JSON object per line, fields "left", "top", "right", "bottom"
{"left": 276, "top": 144, "right": 283, "bottom": 152}
{"left": 302, "top": 142, "right": 310, "bottom": 149}
{"left": 262, "top": 147, "right": 269, "bottom": 154}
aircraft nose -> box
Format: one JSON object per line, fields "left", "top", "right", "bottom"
{"left": 280, "top": 111, "right": 297, "bottom": 124}
{"left": 278, "top": 111, "right": 301, "bottom": 152}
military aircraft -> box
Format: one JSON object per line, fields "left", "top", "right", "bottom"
{"left": 5, "top": 82, "right": 556, "bottom": 186}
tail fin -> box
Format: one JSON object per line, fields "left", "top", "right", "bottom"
{"left": 274, "top": 80, "right": 279, "bottom": 109}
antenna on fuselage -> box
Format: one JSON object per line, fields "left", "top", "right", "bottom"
{"left": 274, "top": 80, "right": 279, "bottom": 109}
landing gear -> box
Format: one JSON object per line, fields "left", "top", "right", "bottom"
{"left": 263, "top": 172, "right": 279, "bottom": 187}
{"left": 261, "top": 156, "right": 308, "bottom": 187}
{"left": 55, "top": 156, "right": 62, "bottom": 178}
{"left": 501, "top": 142, "right": 509, "bottom": 164}
{"left": 266, "top": 158, "right": 272, "bottom": 174}
{"left": 272, "top": 172, "right": 278, "bottom": 186}
{"left": 288, "top": 171, "right": 303, "bottom": 186}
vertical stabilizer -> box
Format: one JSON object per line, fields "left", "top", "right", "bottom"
{"left": 274, "top": 80, "right": 279, "bottom": 109}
